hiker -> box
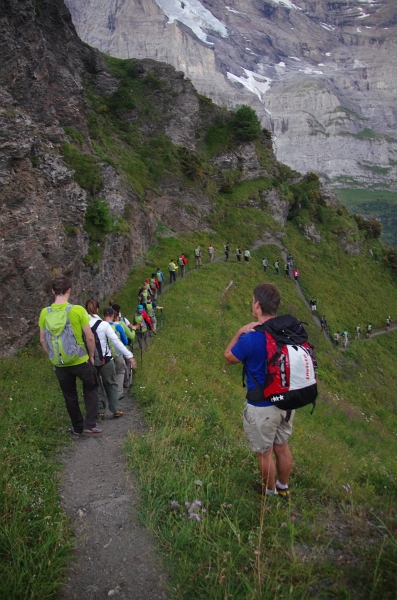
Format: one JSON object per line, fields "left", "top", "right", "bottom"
{"left": 103, "top": 307, "right": 131, "bottom": 402}
{"left": 39, "top": 276, "right": 101, "bottom": 436}
{"left": 342, "top": 329, "right": 349, "bottom": 348}
{"left": 224, "top": 283, "right": 294, "bottom": 500}
{"left": 168, "top": 259, "right": 178, "bottom": 284}
{"left": 386, "top": 316, "right": 391, "bottom": 330}
{"left": 262, "top": 258, "right": 269, "bottom": 273}
{"left": 274, "top": 260, "right": 280, "bottom": 275}
{"left": 208, "top": 244, "right": 215, "bottom": 262}
{"left": 284, "top": 263, "right": 289, "bottom": 277}
{"left": 148, "top": 275, "right": 159, "bottom": 300}
{"left": 320, "top": 315, "right": 327, "bottom": 332}
{"left": 293, "top": 268, "right": 300, "bottom": 283}
{"left": 178, "top": 254, "right": 187, "bottom": 277}
{"left": 355, "top": 325, "right": 361, "bottom": 340}
{"left": 112, "top": 305, "right": 138, "bottom": 390}
{"left": 86, "top": 302, "right": 136, "bottom": 420}
{"left": 244, "top": 249, "right": 251, "bottom": 263}
{"left": 133, "top": 305, "right": 152, "bottom": 349}
{"left": 224, "top": 242, "right": 230, "bottom": 262}
{"left": 155, "top": 268, "right": 164, "bottom": 294}
{"left": 145, "top": 299, "right": 163, "bottom": 335}
{"left": 287, "top": 254, "right": 293, "bottom": 268}
{"left": 194, "top": 246, "right": 202, "bottom": 268}
{"left": 334, "top": 331, "right": 340, "bottom": 346}
{"left": 236, "top": 246, "right": 242, "bottom": 263}
{"left": 138, "top": 283, "right": 152, "bottom": 308}
{"left": 310, "top": 297, "right": 317, "bottom": 312}
{"left": 366, "top": 323, "right": 372, "bottom": 338}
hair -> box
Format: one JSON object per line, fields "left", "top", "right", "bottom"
{"left": 52, "top": 276, "right": 72, "bottom": 296}
{"left": 109, "top": 299, "right": 114, "bottom": 306}
{"left": 112, "top": 303, "right": 121, "bottom": 314}
{"left": 85, "top": 298, "right": 99, "bottom": 316}
{"left": 253, "top": 283, "right": 280, "bottom": 316}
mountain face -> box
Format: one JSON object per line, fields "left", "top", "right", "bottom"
{"left": 64, "top": 0, "right": 397, "bottom": 190}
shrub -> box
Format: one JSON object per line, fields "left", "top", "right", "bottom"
{"left": 231, "top": 105, "right": 261, "bottom": 142}
{"left": 354, "top": 214, "right": 382, "bottom": 238}
{"left": 61, "top": 143, "right": 103, "bottom": 194}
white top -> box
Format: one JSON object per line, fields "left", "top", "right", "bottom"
{"left": 89, "top": 315, "right": 133, "bottom": 360}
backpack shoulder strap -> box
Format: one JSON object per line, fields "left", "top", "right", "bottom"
{"left": 91, "top": 319, "right": 102, "bottom": 334}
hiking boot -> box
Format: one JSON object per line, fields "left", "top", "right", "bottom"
{"left": 276, "top": 486, "right": 291, "bottom": 501}
{"left": 113, "top": 410, "right": 123, "bottom": 418}
{"left": 70, "top": 428, "right": 83, "bottom": 436}
{"left": 254, "top": 483, "right": 277, "bottom": 501}
{"left": 83, "top": 426, "right": 103, "bottom": 434}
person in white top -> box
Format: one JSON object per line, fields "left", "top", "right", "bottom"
{"left": 85, "top": 300, "right": 136, "bottom": 419}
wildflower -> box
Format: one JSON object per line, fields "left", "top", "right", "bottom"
{"left": 170, "top": 501, "right": 180, "bottom": 509}
{"left": 291, "top": 516, "right": 296, "bottom": 522}
{"left": 189, "top": 513, "right": 200, "bottom": 522}
{"left": 185, "top": 502, "right": 191, "bottom": 508}
{"left": 342, "top": 484, "right": 351, "bottom": 493}
{"left": 202, "top": 509, "right": 207, "bottom": 514}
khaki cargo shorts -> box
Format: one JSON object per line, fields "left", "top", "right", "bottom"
{"left": 243, "top": 404, "right": 294, "bottom": 454}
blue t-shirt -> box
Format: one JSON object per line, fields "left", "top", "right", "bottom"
{"left": 232, "top": 331, "right": 272, "bottom": 407}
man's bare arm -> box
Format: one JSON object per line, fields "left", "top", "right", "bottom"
{"left": 39, "top": 329, "right": 49, "bottom": 355}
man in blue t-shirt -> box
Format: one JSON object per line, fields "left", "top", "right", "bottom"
{"left": 224, "top": 283, "right": 294, "bottom": 501}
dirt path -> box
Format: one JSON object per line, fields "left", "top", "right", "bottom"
{"left": 59, "top": 394, "right": 168, "bottom": 600}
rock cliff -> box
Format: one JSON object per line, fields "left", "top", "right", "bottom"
{"left": 1, "top": 0, "right": 295, "bottom": 356}
{"left": 65, "top": 0, "right": 397, "bottom": 190}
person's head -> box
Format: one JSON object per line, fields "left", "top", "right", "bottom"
{"left": 157, "top": 267, "right": 161, "bottom": 271}
{"left": 52, "top": 276, "right": 72, "bottom": 297}
{"left": 109, "top": 299, "right": 114, "bottom": 306}
{"left": 137, "top": 304, "right": 143, "bottom": 314}
{"left": 112, "top": 303, "right": 121, "bottom": 316}
{"left": 103, "top": 307, "right": 114, "bottom": 321}
{"left": 252, "top": 283, "right": 280, "bottom": 317}
{"left": 85, "top": 298, "right": 100, "bottom": 316}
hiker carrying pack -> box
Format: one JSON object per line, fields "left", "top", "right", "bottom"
{"left": 243, "top": 314, "right": 317, "bottom": 421}
{"left": 44, "top": 304, "right": 87, "bottom": 366}
{"left": 90, "top": 319, "right": 111, "bottom": 368}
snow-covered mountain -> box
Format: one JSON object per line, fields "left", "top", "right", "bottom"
{"left": 65, "top": 0, "right": 397, "bottom": 189}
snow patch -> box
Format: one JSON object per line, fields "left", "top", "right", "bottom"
{"left": 227, "top": 69, "right": 272, "bottom": 101}
{"left": 267, "top": 0, "right": 302, "bottom": 9}
{"left": 225, "top": 5, "right": 242, "bottom": 14}
{"left": 320, "top": 23, "right": 335, "bottom": 31}
{"left": 299, "top": 68, "right": 323, "bottom": 75}
{"left": 154, "top": 0, "right": 228, "bottom": 45}
{"left": 288, "top": 56, "right": 301, "bottom": 61}
{"left": 357, "top": 27, "right": 361, "bottom": 32}
{"left": 354, "top": 59, "right": 367, "bottom": 68}
{"left": 357, "top": 12, "right": 370, "bottom": 18}
{"left": 278, "top": 62, "right": 286, "bottom": 68}
{"left": 318, "top": 63, "right": 324, "bottom": 66}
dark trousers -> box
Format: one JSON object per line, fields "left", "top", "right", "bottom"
{"left": 169, "top": 271, "right": 176, "bottom": 284}
{"left": 55, "top": 362, "right": 99, "bottom": 432}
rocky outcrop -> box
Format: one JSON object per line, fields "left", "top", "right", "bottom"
{"left": 65, "top": 0, "right": 397, "bottom": 190}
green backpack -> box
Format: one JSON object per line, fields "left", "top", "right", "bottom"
{"left": 44, "top": 305, "right": 86, "bottom": 366}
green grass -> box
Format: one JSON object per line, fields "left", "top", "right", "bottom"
{"left": 335, "top": 189, "right": 397, "bottom": 246}
{"left": 0, "top": 344, "right": 72, "bottom": 599}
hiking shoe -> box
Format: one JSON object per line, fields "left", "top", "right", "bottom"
{"left": 254, "top": 483, "right": 277, "bottom": 501}
{"left": 276, "top": 486, "right": 291, "bottom": 501}
{"left": 113, "top": 410, "right": 123, "bottom": 418}
{"left": 70, "top": 428, "right": 83, "bottom": 436}
{"left": 98, "top": 413, "right": 105, "bottom": 420}
{"left": 83, "top": 426, "right": 103, "bottom": 434}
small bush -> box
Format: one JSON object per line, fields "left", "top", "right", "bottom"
{"left": 231, "top": 105, "right": 261, "bottom": 142}
{"left": 354, "top": 214, "right": 382, "bottom": 238}
{"left": 61, "top": 143, "right": 103, "bottom": 194}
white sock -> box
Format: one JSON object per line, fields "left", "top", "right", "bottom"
{"left": 266, "top": 488, "right": 277, "bottom": 496}
{"left": 276, "top": 480, "right": 288, "bottom": 490}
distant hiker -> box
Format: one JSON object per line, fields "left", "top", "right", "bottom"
{"left": 133, "top": 305, "right": 152, "bottom": 349}
{"left": 149, "top": 274, "right": 159, "bottom": 300}
{"left": 355, "top": 325, "right": 361, "bottom": 340}
{"left": 39, "top": 276, "right": 101, "bottom": 436}
{"left": 156, "top": 268, "right": 165, "bottom": 294}
{"left": 284, "top": 263, "right": 290, "bottom": 277}
{"left": 274, "top": 260, "right": 280, "bottom": 275}
{"left": 138, "top": 283, "right": 152, "bottom": 308}
{"left": 168, "top": 259, "right": 178, "bottom": 284}
{"left": 208, "top": 244, "right": 215, "bottom": 262}
{"left": 262, "top": 258, "right": 269, "bottom": 273}
{"left": 320, "top": 315, "right": 327, "bottom": 332}
{"left": 244, "top": 249, "right": 251, "bottom": 263}
{"left": 145, "top": 299, "right": 163, "bottom": 335}
{"left": 194, "top": 246, "right": 202, "bottom": 268}
{"left": 366, "top": 323, "right": 372, "bottom": 338}
{"left": 287, "top": 254, "right": 293, "bottom": 268}
{"left": 224, "top": 283, "right": 296, "bottom": 500}
{"left": 236, "top": 246, "right": 242, "bottom": 263}
{"left": 334, "top": 331, "right": 340, "bottom": 346}
{"left": 342, "top": 329, "right": 349, "bottom": 348}
{"left": 293, "top": 268, "right": 300, "bottom": 283}
{"left": 386, "top": 316, "right": 391, "bottom": 330}
{"left": 224, "top": 242, "right": 230, "bottom": 262}
{"left": 178, "top": 254, "right": 187, "bottom": 277}
{"left": 310, "top": 297, "right": 317, "bottom": 312}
